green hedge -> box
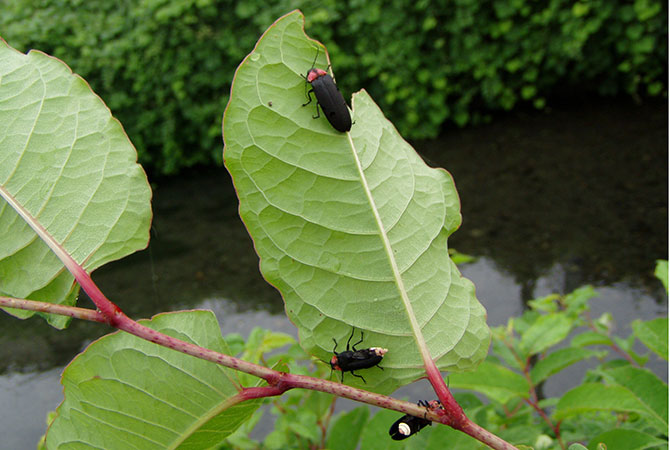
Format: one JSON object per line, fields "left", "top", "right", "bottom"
{"left": 1, "top": 0, "right": 666, "bottom": 175}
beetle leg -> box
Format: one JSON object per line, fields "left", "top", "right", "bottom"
{"left": 302, "top": 89, "right": 315, "bottom": 107}
{"left": 303, "top": 89, "right": 321, "bottom": 119}
{"left": 351, "top": 330, "right": 364, "bottom": 351}
{"left": 350, "top": 371, "right": 367, "bottom": 384}
{"left": 312, "top": 104, "right": 321, "bottom": 119}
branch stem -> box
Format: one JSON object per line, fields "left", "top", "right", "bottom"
{"left": 1, "top": 296, "right": 107, "bottom": 322}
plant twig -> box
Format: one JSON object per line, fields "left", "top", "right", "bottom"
{"left": 0, "top": 296, "right": 107, "bottom": 323}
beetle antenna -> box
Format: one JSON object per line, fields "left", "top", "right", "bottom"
{"left": 310, "top": 46, "right": 320, "bottom": 69}
{"left": 310, "top": 45, "right": 332, "bottom": 75}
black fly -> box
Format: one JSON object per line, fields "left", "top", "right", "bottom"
{"left": 330, "top": 328, "right": 387, "bottom": 383}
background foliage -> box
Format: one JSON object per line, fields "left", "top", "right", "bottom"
{"left": 1, "top": 0, "right": 666, "bottom": 175}
{"left": 220, "top": 266, "right": 668, "bottom": 450}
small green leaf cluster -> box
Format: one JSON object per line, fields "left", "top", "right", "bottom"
{"left": 1, "top": 0, "right": 666, "bottom": 174}
{"left": 223, "top": 263, "right": 668, "bottom": 449}
{"left": 446, "top": 282, "right": 668, "bottom": 450}
{"left": 223, "top": 328, "right": 339, "bottom": 450}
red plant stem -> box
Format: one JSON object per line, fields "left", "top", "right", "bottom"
{"left": 425, "top": 361, "right": 518, "bottom": 449}
{"left": 239, "top": 386, "right": 287, "bottom": 400}
{"left": 1, "top": 294, "right": 444, "bottom": 419}
{"left": 5, "top": 294, "right": 517, "bottom": 449}
{"left": 460, "top": 420, "right": 520, "bottom": 450}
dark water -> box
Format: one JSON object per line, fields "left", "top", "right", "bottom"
{"left": 1, "top": 99, "right": 667, "bottom": 449}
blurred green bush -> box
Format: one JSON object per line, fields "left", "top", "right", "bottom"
{"left": 2, "top": 0, "right": 666, "bottom": 175}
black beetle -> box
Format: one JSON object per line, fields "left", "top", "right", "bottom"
{"left": 330, "top": 328, "right": 387, "bottom": 383}
{"left": 302, "top": 49, "right": 352, "bottom": 132}
{"left": 389, "top": 400, "right": 442, "bottom": 440}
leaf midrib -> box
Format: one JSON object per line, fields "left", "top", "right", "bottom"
{"left": 346, "top": 129, "right": 431, "bottom": 368}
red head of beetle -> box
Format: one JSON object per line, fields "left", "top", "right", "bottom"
{"left": 306, "top": 68, "right": 328, "bottom": 83}
{"left": 330, "top": 355, "right": 341, "bottom": 371}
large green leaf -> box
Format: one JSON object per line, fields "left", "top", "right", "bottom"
{"left": 326, "top": 407, "right": 369, "bottom": 450}
{"left": 654, "top": 260, "right": 668, "bottom": 292}
{"left": 519, "top": 313, "right": 572, "bottom": 355}
{"left": 46, "top": 310, "right": 260, "bottom": 449}
{"left": 0, "top": 39, "right": 151, "bottom": 327}
{"left": 633, "top": 317, "right": 668, "bottom": 361}
{"left": 599, "top": 366, "right": 668, "bottom": 433}
{"left": 223, "top": 11, "right": 490, "bottom": 393}
{"left": 448, "top": 360, "right": 529, "bottom": 404}
{"left": 529, "top": 347, "right": 604, "bottom": 385}
{"left": 588, "top": 429, "right": 668, "bottom": 450}
{"left": 554, "top": 382, "right": 666, "bottom": 429}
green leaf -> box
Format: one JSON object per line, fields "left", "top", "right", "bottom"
{"left": 264, "top": 429, "right": 288, "bottom": 450}
{"left": 0, "top": 39, "right": 151, "bottom": 328}
{"left": 600, "top": 366, "right": 668, "bottom": 433}
{"left": 46, "top": 311, "right": 261, "bottom": 449}
{"left": 613, "top": 334, "right": 649, "bottom": 366}
{"left": 448, "top": 360, "right": 529, "bottom": 404}
{"left": 633, "top": 317, "right": 668, "bottom": 360}
{"left": 588, "top": 429, "right": 668, "bottom": 450}
{"left": 241, "top": 327, "right": 295, "bottom": 364}
{"left": 491, "top": 328, "right": 525, "bottom": 370}
{"left": 654, "top": 260, "right": 668, "bottom": 292}
{"left": 326, "top": 407, "right": 370, "bottom": 450}
{"left": 224, "top": 408, "right": 264, "bottom": 449}
{"left": 359, "top": 408, "right": 402, "bottom": 449}
{"left": 449, "top": 248, "right": 477, "bottom": 265}
{"left": 289, "top": 416, "right": 320, "bottom": 442}
{"left": 527, "top": 293, "right": 561, "bottom": 313}
{"left": 426, "top": 419, "right": 489, "bottom": 449}
{"left": 530, "top": 347, "right": 604, "bottom": 385}
{"left": 568, "top": 444, "right": 589, "bottom": 450}
{"left": 563, "top": 285, "right": 598, "bottom": 316}
{"left": 520, "top": 313, "right": 572, "bottom": 355}
{"left": 223, "top": 10, "right": 490, "bottom": 393}
{"left": 570, "top": 331, "right": 613, "bottom": 348}
{"left": 554, "top": 382, "right": 665, "bottom": 428}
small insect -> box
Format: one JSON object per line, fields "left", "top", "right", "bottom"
{"left": 267, "top": 101, "right": 273, "bottom": 107}
{"left": 388, "top": 400, "right": 442, "bottom": 440}
{"left": 302, "top": 48, "right": 352, "bottom": 132}
{"left": 330, "top": 328, "right": 387, "bottom": 383}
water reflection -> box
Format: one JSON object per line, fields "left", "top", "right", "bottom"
{"left": 418, "top": 99, "right": 667, "bottom": 299}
